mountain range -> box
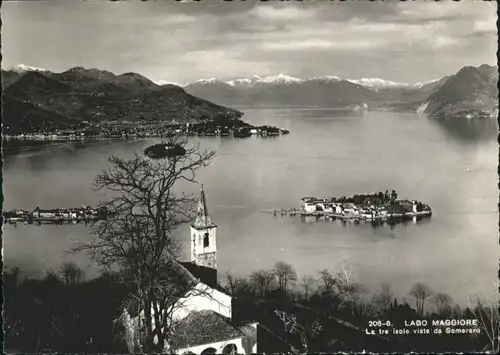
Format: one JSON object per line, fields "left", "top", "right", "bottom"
{"left": 2, "top": 64, "right": 498, "bottom": 134}
{"left": 1, "top": 66, "right": 242, "bottom": 134}
{"left": 182, "top": 65, "right": 498, "bottom": 117}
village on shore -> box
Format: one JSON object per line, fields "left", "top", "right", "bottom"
{"left": 3, "top": 206, "right": 108, "bottom": 225}
{"left": 3, "top": 118, "right": 290, "bottom": 141}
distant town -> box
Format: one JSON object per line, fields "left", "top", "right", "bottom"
{"left": 3, "top": 206, "right": 109, "bottom": 225}
{"left": 3, "top": 118, "right": 290, "bottom": 140}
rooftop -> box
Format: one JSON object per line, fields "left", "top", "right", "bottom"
{"left": 170, "top": 310, "right": 244, "bottom": 349}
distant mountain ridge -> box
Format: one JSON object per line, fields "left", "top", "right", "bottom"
{"left": 188, "top": 73, "right": 436, "bottom": 90}
{"left": 1, "top": 66, "right": 242, "bottom": 134}
{"left": 182, "top": 65, "right": 498, "bottom": 117}
{"left": 3, "top": 64, "right": 498, "bottom": 128}
{"left": 185, "top": 74, "right": 376, "bottom": 108}
{"left": 182, "top": 73, "right": 445, "bottom": 109}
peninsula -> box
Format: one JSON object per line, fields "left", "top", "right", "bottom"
{"left": 1, "top": 66, "right": 289, "bottom": 139}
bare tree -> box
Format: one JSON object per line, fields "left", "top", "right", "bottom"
{"left": 408, "top": 282, "right": 433, "bottom": 316}
{"left": 224, "top": 270, "right": 240, "bottom": 296}
{"left": 333, "top": 259, "right": 357, "bottom": 292}
{"left": 275, "top": 310, "right": 322, "bottom": 353}
{"left": 300, "top": 275, "right": 316, "bottom": 299}
{"left": 318, "top": 269, "right": 336, "bottom": 294}
{"left": 272, "top": 261, "right": 298, "bottom": 295}
{"left": 431, "top": 293, "right": 453, "bottom": 316}
{"left": 249, "top": 270, "right": 275, "bottom": 299}
{"left": 332, "top": 259, "right": 364, "bottom": 314}
{"left": 59, "top": 262, "right": 84, "bottom": 285}
{"left": 373, "top": 283, "right": 393, "bottom": 314}
{"left": 468, "top": 285, "right": 499, "bottom": 352}
{"left": 72, "top": 137, "right": 216, "bottom": 353}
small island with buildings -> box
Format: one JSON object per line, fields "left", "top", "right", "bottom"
{"left": 267, "top": 190, "right": 432, "bottom": 226}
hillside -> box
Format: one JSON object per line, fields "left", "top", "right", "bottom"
{"left": 1, "top": 67, "right": 242, "bottom": 134}
{"left": 2, "top": 70, "right": 25, "bottom": 89}
{"left": 423, "top": 64, "right": 498, "bottom": 117}
{"left": 2, "top": 96, "right": 82, "bottom": 134}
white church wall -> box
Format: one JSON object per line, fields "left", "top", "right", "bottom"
{"left": 175, "top": 337, "right": 245, "bottom": 355}
{"left": 170, "top": 282, "right": 232, "bottom": 321}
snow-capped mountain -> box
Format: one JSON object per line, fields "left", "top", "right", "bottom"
{"left": 226, "top": 77, "right": 255, "bottom": 86}
{"left": 184, "top": 73, "right": 376, "bottom": 108}
{"left": 7, "top": 64, "right": 47, "bottom": 73}
{"left": 182, "top": 71, "right": 465, "bottom": 109}
{"left": 185, "top": 74, "right": 438, "bottom": 91}
{"left": 413, "top": 78, "right": 441, "bottom": 89}
{"left": 256, "top": 73, "right": 302, "bottom": 84}
{"left": 193, "top": 78, "right": 219, "bottom": 85}
{"left": 154, "top": 79, "right": 185, "bottom": 86}
{"left": 194, "top": 73, "right": 303, "bottom": 87}
{"left": 2, "top": 64, "right": 51, "bottom": 89}
{"left": 306, "top": 75, "right": 341, "bottom": 83}
{"left": 346, "top": 78, "right": 439, "bottom": 91}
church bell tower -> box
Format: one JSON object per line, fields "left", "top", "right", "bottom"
{"left": 190, "top": 184, "right": 217, "bottom": 271}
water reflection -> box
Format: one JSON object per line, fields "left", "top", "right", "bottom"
{"left": 273, "top": 108, "right": 367, "bottom": 120}
{"left": 427, "top": 116, "right": 498, "bottom": 142}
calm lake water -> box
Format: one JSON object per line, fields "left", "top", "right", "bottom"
{"left": 3, "top": 109, "right": 498, "bottom": 304}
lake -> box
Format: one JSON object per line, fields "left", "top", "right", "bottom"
{"left": 3, "top": 109, "right": 498, "bottom": 304}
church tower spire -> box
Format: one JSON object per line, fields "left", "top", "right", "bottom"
{"left": 190, "top": 184, "right": 218, "bottom": 274}
{"left": 193, "top": 184, "right": 212, "bottom": 229}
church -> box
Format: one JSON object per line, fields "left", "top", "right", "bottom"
{"left": 124, "top": 185, "right": 287, "bottom": 355}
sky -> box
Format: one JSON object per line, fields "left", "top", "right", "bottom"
{"left": 2, "top": 0, "right": 498, "bottom": 84}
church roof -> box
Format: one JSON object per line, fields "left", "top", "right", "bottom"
{"left": 122, "top": 260, "right": 231, "bottom": 319}
{"left": 178, "top": 261, "right": 230, "bottom": 295}
{"left": 169, "top": 310, "right": 245, "bottom": 349}
{"left": 192, "top": 184, "right": 216, "bottom": 229}
{"left": 123, "top": 260, "right": 199, "bottom": 317}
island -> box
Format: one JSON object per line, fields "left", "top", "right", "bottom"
{"left": 144, "top": 142, "right": 187, "bottom": 159}
{"left": 265, "top": 190, "right": 432, "bottom": 226}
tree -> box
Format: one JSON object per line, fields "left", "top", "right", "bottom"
{"left": 468, "top": 284, "right": 499, "bottom": 352}
{"left": 431, "top": 292, "right": 453, "bottom": 315}
{"left": 249, "top": 270, "right": 275, "bottom": 299}
{"left": 373, "top": 283, "right": 393, "bottom": 314}
{"left": 59, "top": 262, "right": 84, "bottom": 285}
{"left": 272, "top": 261, "right": 298, "bottom": 295}
{"left": 390, "top": 189, "right": 398, "bottom": 202}
{"left": 224, "top": 270, "right": 240, "bottom": 296}
{"left": 408, "top": 282, "right": 433, "bottom": 316}
{"left": 300, "top": 275, "right": 316, "bottom": 299}
{"left": 318, "top": 269, "right": 336, "bottom": 295}
{"left": 73, "top": 137, "right": 216, "bottom": 353}
{"left": 377, "top": 192, "right": 384, "bottom": 204}
{"left": 332, "top": 259, "right": 364, "bottom": 315}
{"left": 333, "top": 259, "right": 357, "bottom": 293}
